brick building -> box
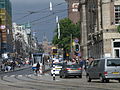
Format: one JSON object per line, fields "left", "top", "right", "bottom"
{"left": 65, "top": 0, "right": 80, "bottom": 24}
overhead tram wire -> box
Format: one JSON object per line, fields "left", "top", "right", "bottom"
{"left": 20, "top": 7, "right": 74, "bottom": 26}
{"left": 30, "top": 8, "right": 68, "bottom": 24}
{"left": 32, "top": 9, "right": 68, "bottom": 26}
{"left": 14, "top": 2, "right": 66, "bottom": 22}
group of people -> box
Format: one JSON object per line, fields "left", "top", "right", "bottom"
{"left": 64, "top": 57, "right": 94, "bottom": 70}
{"left": 0, "top": 58, "right": 27, "bottom": 72}
{"left": 1, "top": 60, "right": 19, "bottom": 72}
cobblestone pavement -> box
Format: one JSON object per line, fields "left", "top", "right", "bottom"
{"left": 0, "top": 70, "right": 120, "bottom": 90}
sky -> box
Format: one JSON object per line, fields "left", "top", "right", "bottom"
{"left": 10, "top": 0, "right": 67, "bottom": 42}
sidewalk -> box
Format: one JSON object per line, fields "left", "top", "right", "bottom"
{"left": 0, "top": 65, "right": 31, "bottom": 74}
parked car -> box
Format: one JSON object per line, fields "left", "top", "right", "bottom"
{"left": 51, "top": 63, "right": 64, "bottom": 76}
{"left": 86, "top": 58, "right": 120, "bottom": 83}
{"left": 59, "top": 64, "right": 82, "bottom": 78}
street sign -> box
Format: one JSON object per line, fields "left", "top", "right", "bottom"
{"left": 74, "top": 38, "right": 79, "bottom": 43}
{"left": 0, "top": 25, "right": 6, "bottom": 29}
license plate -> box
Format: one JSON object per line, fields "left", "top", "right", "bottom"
{"left": 71, "top": 70, "right": 77, "bottom": 71}
{"left": 112, "top": 72, "right": 119, "bottom": 74}
{"left": 56, "top": 68, "right": 61, "bottom": 70}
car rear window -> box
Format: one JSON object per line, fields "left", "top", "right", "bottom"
{"left": 107, "top": 59, "right": 120, "bottom": 66}
{"left": 66, "top": 64, "right": 79, "bottom": 68}
{"left": 52, "top": 63, "right": 63, "bottom": 66}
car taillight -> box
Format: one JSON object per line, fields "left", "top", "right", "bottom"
{"left": 66, "top": 68, "right": 71, "bottom": 70}
{"left": 104, "top": 72, "right": 108, "bottom": 75}
{"left": 78, "top": 68, "right": 81, "bottom": 70}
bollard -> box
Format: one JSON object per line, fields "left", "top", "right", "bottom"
{"left": 53, "top": 65, "right": 56, "bottom": 80}
{"left": 39, "top": 63, "right": 43, "bottom": 75}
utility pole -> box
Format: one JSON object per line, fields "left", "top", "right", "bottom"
{"left": 70, "top": 34, "right": 73, "bottom": 59}
{"left": 56, "top": 16, "right": 60, "bottom": 39}
{"left": 0, "top": 18, "right": 1, "bottom": 58}
{"left": 79, "top": 0, "right": 88, "bottom": 59}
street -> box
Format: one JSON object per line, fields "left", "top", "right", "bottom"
{"left": 0, "top": 68, "right": 120, "bottom": 90}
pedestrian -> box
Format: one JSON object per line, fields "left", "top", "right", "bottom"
{"left": 35, "top": 62, "right": 40, "bottom": 75}
{"left": 11, "top": 61, "right": 16, "bottom": 71}
{"left": 1, "top": 63, "right": 5, "bottom": 71}
{"left": 79, "top": 57, "right": 84, "bottom": 68}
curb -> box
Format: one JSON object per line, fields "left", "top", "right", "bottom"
{"left": 0, "top": 65, "right": 31, "bottom": 74}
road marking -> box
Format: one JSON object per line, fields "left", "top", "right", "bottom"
{"left": 28, "top": 74, "right": 32, "bottom": 77}
{"left": 18, "top": 75, "right": 22, "bottom": 77}
{"left": 4, "top": 75, "right": 8, "bottom": 77}
{"left": 10, "top": 75, "right": 15, "bottom": 77}
{"left": 45, "top": 74, "right": 49, "bottom": 76}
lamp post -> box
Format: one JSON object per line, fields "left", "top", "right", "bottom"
{"left": 0, "top": 18, "right": 2, "bottom": 58}
{"left": 28, "top": 32, "right": 32, "bottom": 60}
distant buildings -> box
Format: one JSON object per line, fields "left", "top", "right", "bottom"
{"left": 12, "top": 23, "right": 38, "bottom": 58}
{"left": 0, "top": 0, "right": 13, "bottom": 56}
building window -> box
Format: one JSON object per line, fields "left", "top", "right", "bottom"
{"left": 115, "top": 5, "right": 120, "bottom": 25}
{"left": 114, "top": 42, "right": 120, "bottom": 47}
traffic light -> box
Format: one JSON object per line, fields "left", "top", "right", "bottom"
{"left": 53, "top": 49, "right": 57, "bottom": 53}
{"left": 75, "top": 44, "right": 80, "bottom": 51}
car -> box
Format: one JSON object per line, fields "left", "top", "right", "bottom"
{"left": 51, "top": 63, "right": 64, "bottom": 76}
{"left": 59, "top": 64, "right": 82, "bottom": 78}
{"left": 86, "top": 58, "right": 120, "bottom": 83}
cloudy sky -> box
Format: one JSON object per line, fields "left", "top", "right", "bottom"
{"left": 10, "top": 0, "right": 67, "bottom": 42}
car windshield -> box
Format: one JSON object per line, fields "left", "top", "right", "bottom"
{"left": 66, "top": 64, "right": 80, "bottom": 68}
{"left": 107, "top": 59, "right": 120, "bottom": 66}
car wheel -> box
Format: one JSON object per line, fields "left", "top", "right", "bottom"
{"left": 59, "top": 75, "right": 62, "bottom": 78}
{"left": 105, "top": 79, "right": 109, "bottom": 83}
{"left": 79, "top": 75, "right": 82, "bottom": 78}
{"left": 100, "top": 75, "right": 104, "bottom": 83}
{"left": 118, "top": 79, "right": 120, "bottom": 83}
{"left": 63, "top": 73, "right": 67, "bottom": 78}
{"left": 86, "top": 75, "right": 91, "bottom": 82}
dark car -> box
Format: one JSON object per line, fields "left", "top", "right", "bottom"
{"left": 59, "top": 64, "right": 82, "bottom": 78}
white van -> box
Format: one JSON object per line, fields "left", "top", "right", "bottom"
{"left": 86, "top": 58, "right": 120, "bottom": 83}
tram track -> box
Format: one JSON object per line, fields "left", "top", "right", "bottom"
{"left": 0, "top": 75, "right": 115, "bottom": 90}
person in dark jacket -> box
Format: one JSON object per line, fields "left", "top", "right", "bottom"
{"left": 35, "top": 63, "right": 40, "bottom": 74}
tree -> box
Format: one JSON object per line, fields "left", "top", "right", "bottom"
{"left": 52, "top": 18, "right": 80, "bottom": 57}
{"left": 117, "top": 25, "right": 120, "bottom": 33}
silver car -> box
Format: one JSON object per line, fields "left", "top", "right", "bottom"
{"left": 59, "top": 64, "right": 82, "bottom": 78}
{"left": 86, "top": 58, "right": 120, "bottom": 83}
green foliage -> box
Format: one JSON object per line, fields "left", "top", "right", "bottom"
{"left": 117, "top": 25, "right": 120, "bottom": 33}
{"left": 52, "top": 18, "right": 80, "bottom": 53}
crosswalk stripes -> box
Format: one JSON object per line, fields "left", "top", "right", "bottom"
{"left": 10, "top": 75, "right": 15, "bottom": 77}
{"left": 4, "top": 75, "right": 8, "bottom": 77}
{"left": 2, "top": 73, "right": 51, "bottom": 78}
{"left": 18, "top": 75, "right": 23, "bottom": 77}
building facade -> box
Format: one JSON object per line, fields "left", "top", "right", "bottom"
{"left": 12, "top": 23, "right": 38, "bottom": 59}
{"left": 65, "top": 0, "right": 88, "bottom": 59}
{"left": 65, "top": 0, "right": 80, "bottom": 24}
{"left": 84, "top": 0, "right": 120, "bottom": 58}
{"left": 0, "top": 0, "right": 13, "bottom": 56}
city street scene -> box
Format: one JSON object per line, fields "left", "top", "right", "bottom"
{"left": 0, "top": 0, "right": 120, "bottom": 90}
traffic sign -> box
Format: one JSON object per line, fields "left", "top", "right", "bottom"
{"left": 74, "top": 38, "right": 79, "bottom": 43}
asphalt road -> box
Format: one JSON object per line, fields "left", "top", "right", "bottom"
{"left": 0, "top": 68, "right": 120, "bottom": 90}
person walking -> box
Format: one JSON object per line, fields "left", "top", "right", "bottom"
{"left": 35, "top": 62, "right": 40, "bottom": 75}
